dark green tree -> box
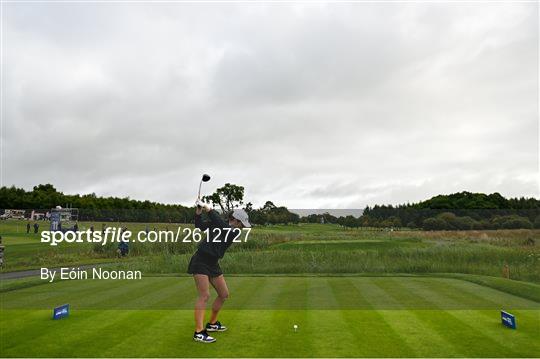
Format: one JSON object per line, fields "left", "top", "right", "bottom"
{"left": 203, "top": 183, "right": 245, "bottom": 214}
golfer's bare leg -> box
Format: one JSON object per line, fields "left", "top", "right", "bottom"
{"left": 194, "top": 274, "right": 210, "bottom": 332}
{"left": 209, "top": 275, "right": 229, "bottom": 323}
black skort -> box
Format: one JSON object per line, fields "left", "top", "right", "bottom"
{"left": 187, "top": 250, "right": 223, "bottom": 278}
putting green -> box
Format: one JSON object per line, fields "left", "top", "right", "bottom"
{"left": 1, "top": 276, "right": 539, "bottom": 357}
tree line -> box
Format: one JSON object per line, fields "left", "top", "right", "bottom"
{"left": 361, "top": 192, "right": 540, "bottom": 230}
{"left": 245, "top": 191, "right": 540, "bottom": 229}
{"left": 1, "top": 184, "right": 539, "bottom": 230}
{"left": 0, "top": 184, "right": 194, "bottom": 223}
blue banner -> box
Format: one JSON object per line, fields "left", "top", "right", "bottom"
{"left": 53, "top": 304, "right": 70, "bottom": 320}
{"left": 501, "top": 310, "right": 516, "bottom": 329}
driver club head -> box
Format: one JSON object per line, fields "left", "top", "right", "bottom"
{"left": 197, "top": 174, "right": 211, "bottom": 203}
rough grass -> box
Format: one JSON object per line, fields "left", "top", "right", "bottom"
{"left": 2, "top": 221, "right": 538, "bottom": 283}
{"left": 109, "top": 242, "right": 539, "bottom": 283}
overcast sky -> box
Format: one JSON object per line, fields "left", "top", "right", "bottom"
{"left": 2, "top": 2, "right": 538, "bottom": 208}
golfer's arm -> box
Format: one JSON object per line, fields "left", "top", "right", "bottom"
{"left": 194, "top": 214, "right": 210, "bottom": 230}
{"left": 207, "top": 210, "right": 228, "bottom": 228}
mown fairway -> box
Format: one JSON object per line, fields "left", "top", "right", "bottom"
{"left": 1, "top": 276, "right": 539, "bottom": 357}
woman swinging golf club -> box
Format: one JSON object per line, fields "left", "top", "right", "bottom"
{"left": 188, "top": 201, "right": 251, "bottom": 343}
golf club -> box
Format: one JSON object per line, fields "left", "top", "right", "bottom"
{"left": 197, "top": 174, "right": 211, "bottom": 206}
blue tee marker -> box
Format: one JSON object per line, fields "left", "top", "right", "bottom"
{"left": 501, "top": 310, "right": 516, "bottom": 329}
{"left": 53, "top": 304, "right": 70, "bottom": 320}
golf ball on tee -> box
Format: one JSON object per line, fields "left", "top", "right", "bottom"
{"left": 293, "top": 324, "right": 298, "bottom": 331}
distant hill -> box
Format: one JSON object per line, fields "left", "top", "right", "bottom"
{"left": 416, "top": 192, "right": 539, "bottom": 210}
{"left": 362, "top": 191, "right": 539, "bottom": 230}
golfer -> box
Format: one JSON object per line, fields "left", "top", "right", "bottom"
{"left": 188, "top": 204, "right": 251, "bottom": 343}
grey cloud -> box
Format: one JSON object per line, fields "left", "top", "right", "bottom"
{"left": 3, "top": 2, "right": 538, "bottom": 208}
